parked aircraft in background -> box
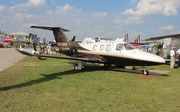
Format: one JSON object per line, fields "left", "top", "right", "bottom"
{"left": 143, "top": 33, "right": 180, "bottom": 58}
{"left": 16, "top": 26, "right": 166, "bottom": 75}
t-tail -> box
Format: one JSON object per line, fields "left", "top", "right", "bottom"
{"left": 30, "top": 26, "right": 83, "bottom": 56}
{"left": 30, "top": 26, "right": 73, "bottom": 47}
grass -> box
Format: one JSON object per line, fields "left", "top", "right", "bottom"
{"left": 0, "top": 56, "right": 180, "bottom": 112}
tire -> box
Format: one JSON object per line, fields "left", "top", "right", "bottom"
{"left": 74, "top": 64, "right": 78, "bottom": 70}
{"left": 142, "top": 70, "right": 149, "bottom": 75}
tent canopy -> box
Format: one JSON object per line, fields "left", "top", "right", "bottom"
{"left": 7, "top": 32, "right": 29, "bottom": 36}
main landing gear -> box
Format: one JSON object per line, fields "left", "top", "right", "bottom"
{"left": 74, "top": 61, "right": 83, "bottom": 70}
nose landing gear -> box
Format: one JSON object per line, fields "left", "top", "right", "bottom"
{"left": 74, "top": 61, "right": 83, "bottom": 70}
{"left": 141, "top": 66, "right": 149, "bottom": 75}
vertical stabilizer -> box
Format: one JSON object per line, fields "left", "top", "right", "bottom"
{"left": 52, "top": 28, "right": 70, "bottom": 46}
{"left": 30, "top": 26, "right": 71, "bottom": 46}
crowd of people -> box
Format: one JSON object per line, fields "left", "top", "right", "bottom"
{"left": 170, "top": 47, "right": 180, "bottom": 69}
{"left": 39, "top": 42, "right": 52, "bottom": 55}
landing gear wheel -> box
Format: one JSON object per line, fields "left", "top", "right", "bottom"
{"left": 142, "top": 69, "right": 149, "bottom": 75}
{"left": 74, "top": 64, "right": 78, "bottom": 70}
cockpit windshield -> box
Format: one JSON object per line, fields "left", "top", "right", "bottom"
{"left": 116, "top": 43, "right": 135, "bottom": 51}
{"left": 116, "top": 44, "right": 125, "bottom": 51}
{"left": 124, "top": 43, "right": 135, "bottom": 50}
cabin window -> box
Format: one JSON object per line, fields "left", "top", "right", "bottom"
{"left": 100, "top": 45, "right": 104, "bottom": 51}
{"left": 124, "top": 43, "right": 135, "bottom": 50}
{"left": 106, "top": 45, "right": 111, "bottom": 51}
{"left": 116, "top": 44, "right": 124, "bottom": 51}
{"left": 93, "top": 45, "right": 97, "bottom": 51}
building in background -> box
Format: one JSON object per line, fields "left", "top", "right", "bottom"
{"left": 7, "top": 32, "right": 30, "bottom": 47}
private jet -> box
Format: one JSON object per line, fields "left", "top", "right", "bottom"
{"left": 16, "top": 26, "right": 166, "bottom": 75}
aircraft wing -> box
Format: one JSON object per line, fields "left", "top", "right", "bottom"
{"left": 16, "top": 48, "right": 101, "bottom": 63}
{"left": 143, "top": 33, "right": 180, "bottom": 41}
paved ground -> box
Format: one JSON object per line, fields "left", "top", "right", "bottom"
{"left": 0, "top": 48, "right": 25, "bottom": 72}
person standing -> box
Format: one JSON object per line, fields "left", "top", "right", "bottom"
{"left": 29, "top": 33, "right": 37, "bottom": 51}
{"left": 170, "top": 47, "right": 176, "bottom": 69}
{"left": 176, "top": 48, "right": 180, "bottom": 67}
{"left": 47, "top": 42, "right": 52, "bottom": 55}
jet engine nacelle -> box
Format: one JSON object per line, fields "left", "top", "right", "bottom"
{"left": 58, "top": 46, "right": 77, "bottom": 56}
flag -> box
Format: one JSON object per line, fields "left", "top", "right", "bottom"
{"left": 125, "top": 34, "right": 129, "bottom": 42}
{"left": 134, "top": 39, "right": 137, "bottom": 43}
{"left": 0, "top": 30, "right": 3, "bottom": 34}
{"left": 2, "top": 36, "right": 4, "bottom": 43}
{"left": 137, "top": 35, "right": 140, "bottom": 43}
{"left": 43, "top": 38, "right": 46, "bottom": 45}
{"left": 0, "top": 30, "right": 5, "bottom": 34}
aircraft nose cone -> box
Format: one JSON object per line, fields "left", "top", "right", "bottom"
{"left": 147, "top": 53, "right": 166, "bottom": 65}
{"left": 135, "top": 50, "right": 166, "bottom": 65}
{"left": 157, "top": 56, "right": 166, "bottom": 64}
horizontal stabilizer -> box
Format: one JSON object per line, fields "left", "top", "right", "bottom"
{"left": 31, "top": 25, "right": 70, "bottom": 44}
{"left": 30, "top": 26, "right": 70, "bottom": 32}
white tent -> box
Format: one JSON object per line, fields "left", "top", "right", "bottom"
{"left": 7, "top": 32, "right": 29, "bottom": 36}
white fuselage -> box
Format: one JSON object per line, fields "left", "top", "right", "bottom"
{"left": 79, "top": 41, "right": 165, "bottom": 65}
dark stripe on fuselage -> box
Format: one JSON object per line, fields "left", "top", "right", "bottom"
{"left": 101, "top": 55, "right": 162, "bottom": 66}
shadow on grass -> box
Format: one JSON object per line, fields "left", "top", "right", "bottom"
{"left": 0, "top": 66, "right": 108, "bottom": 91}
{"left": 0, "top": 66, "right": 169, "bottom": 91}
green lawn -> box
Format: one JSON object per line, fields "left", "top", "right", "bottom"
{"left": 0, "top": 56, "right": 180, "bottom": 112}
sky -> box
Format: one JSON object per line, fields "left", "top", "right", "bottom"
{"left": 0, "top": 0, "right": 180, "bottom": 42}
